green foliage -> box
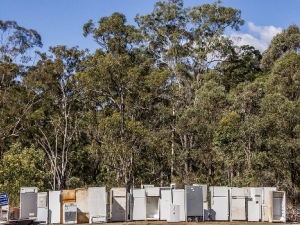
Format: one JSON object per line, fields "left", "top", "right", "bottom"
{"left": 0, "top": 143, "right": 50, "bottom": 206}
{"left": 0, "top": 20, "right": 42, "bottom": 62}
{"left": 261, "top": 24, "right": 300, "bottom": 71}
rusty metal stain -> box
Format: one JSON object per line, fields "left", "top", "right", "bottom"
{"left": 62, "top": 189, "right": 76, "bottom": 202}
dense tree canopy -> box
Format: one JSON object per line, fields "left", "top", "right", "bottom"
{"left": 1, "top": 0, "right": 300, "bottom": 206}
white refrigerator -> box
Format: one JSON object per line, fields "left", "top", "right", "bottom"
{"left": 159, "top": 189, "right": 172, "bottom": 220}
{"left": 37, "top": 192, "right": 48, "bottom": 223}
{"left": 262, "top": 187, "right": 277, "bottom": 222}
{"left": 210, "top": 186, "right": 229, "bottom": 221}
{"left": 110, "top": 188, "right": 127, "bottom": 222}
{"left": 88, "top": 187, "right": 107, "bottom": 223}
{"left": 48, "top": 190, "right": 61, "bottom": 224}
{"left": 248, "top": 187, "right": 262, "bottom": 222}
{"left": 230, "top": 187, "right": 246, "bottom": 221}
{"left": 131, "top": 189, "right": 146, "bottom": 221}
{"left": 172, "top": 189, "right": 185, "bottom": 221}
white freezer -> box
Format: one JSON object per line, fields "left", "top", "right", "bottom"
{"left": 49, "top": 191, "right": 61, "bottom": 224}
{"left": 37, "top": 192, "right": 48, "bottom": 223}
{"left": 76, "top": 189, "right": 89, "bottom": 223}
{"left": 172, "top": 189, "right": 185, "bottom": 221}
{"left": 262, "top": 187, "right": 277, "bottom": 222}
{"left": 110, "top": 188, "right": 127, "bottom": 222}
{"left": 248, "top": 187, "right": 262, "bottom": 222}
{"left": 210, "top": 186, "right": 229, "bottom": 221}
{"left": 132, "top": 197, "right": 146, "bottom": 220}
{"left": 132, "top": 189, "right": 146, "bottom": 221}
{"left": 230, "top": 187, "right": 246, "bottom": 221}
{"left": 159, "top": 189, "right": 172, "bottom": 220}
{"left": 88, "top": 187, "right": 107, "bottom": 223}
{"left": 211, "top": 196, "right": 229, "bottom": 221}
{"left": 144, "top": 186, "right": 160, "bottom": 220}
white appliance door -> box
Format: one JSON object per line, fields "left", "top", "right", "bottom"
{"left": 146, "top": 187, "right": 160, "bottom": 197}
{"left": 132, "top": 189, "right": 145, "bottom": 198}
{"left": 167, "top": 204, "right": 180, "bottom": 222}
{"left": 49, "top": 191, "right": 61, "bottom": 224}
{"left": 76, "top": 189, "right": 89, "bottom": 223}
{"left": 262, "top": 187, "right": 276, "bottom": 222}
{"left": 249, "top": 187, "right": 262, "bottom": 221}
{"left": 248, "top": 200, "right": 260, "bottom": 221}
{"left": 212, "top": 186, "right": 228, "bottom": 197}
{"left": 37, "top": 208, "right": 48, "bottom": 223}
{"left": 231, "top": 187, "right": 245, "bottom": 196}
{"left": 211, "top": 196, "right": 228, "bottom": 221}
{"left": 231, "top": 198, "right": 246, "bottom": 220}
{"left": 111, "top": 197, "right": 126, "bottom": 221}
{"left": 159, "top": 190, "right": 172, "bottom": 220}
{"left": 37, "top": 192, "right": 47, "bottom": 208}
{"left": 263, "top": 187, "right": 276, "bottom": 205}
{"left": 88, "top": 187, "right": 107, "bottom": 223}
{"left": 132, "top": 197, "right": 146, "bottom": 220}
{"left": 172, "top": 190, "right": 185, "bottom": 221}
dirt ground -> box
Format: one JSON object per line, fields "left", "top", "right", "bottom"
{"left": 103, "top": 222, "right": 278, "bottom": 225}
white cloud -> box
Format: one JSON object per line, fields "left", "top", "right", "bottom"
{"left": 229, "top": 22, "right": 283, "bottom": 52}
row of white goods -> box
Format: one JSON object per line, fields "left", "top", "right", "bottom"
{"left": 18, "top": 185, "right": 286, "bottom": 224}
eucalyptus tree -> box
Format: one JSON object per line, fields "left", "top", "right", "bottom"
{"left": 135, "top": 0, "right": 244, "bottom": 181}
{"left": 255, "top": 93, "right": 300, "bottom": 201}
{"left": 216, "top": 45, "right": 262, "bottom": 92}
{"left": 82, "top": 12, "right": 170, "bottom": 187}
{"left": 261, "top": 24, "right": 300, "bottom": 71}
{"left": 266, "top": 50, "right": 300, "bottom": 101}
{"left": 185, "top": 73, "right": 228, "bottom": 185}
{"left": 258, "top": 49, "right": 300, "bottom": 201}
{"left": 0, "top": 20, "right": 42, "bottom": 158}
{"left": 0, "top": 20, "right": 42, "bottom": 62}
{"left": 23, "top": 46, "right": 88, "bottom": 190}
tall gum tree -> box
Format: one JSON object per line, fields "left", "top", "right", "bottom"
{"left": 135, "top": 0, "right": 244, "bottom": 182}
{"left": 24, "top": 46, "right": 87, "bottom": 190}
{"left": 0, "top": 20, "right": 42, "bottom": 158}
{"left": 82, "top": 13, "right": 170, "bottom": 188}
{"left": 261, "top": 24, "right": 300, "bottom": 71}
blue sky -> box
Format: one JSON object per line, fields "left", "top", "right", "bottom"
{"left": 1, "top": 0, "right": 300, "bottom": 53}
